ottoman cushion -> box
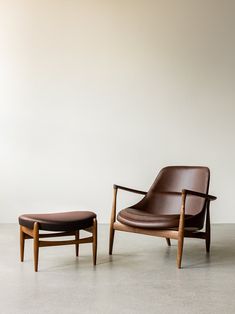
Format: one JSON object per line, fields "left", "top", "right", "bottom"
{"left": 19, "top": 211, "right": 96, "bottom": 231}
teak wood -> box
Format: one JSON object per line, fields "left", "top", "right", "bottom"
{"left": 109, "top": 184, "right": 216, "bottom": 269}
{"left": 20, "top": 218, "right": 97, "bottom": 272}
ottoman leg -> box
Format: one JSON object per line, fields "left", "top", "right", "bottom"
{"left": 92, "top": 218, "right": 97, "bottom": 265}
{"left": 20, "top": 225, "right": 25, "bottom": 262}
{"left": 75, "top": 230, "right": 80, "bottom": 257}
{"left": 33, "top": 222, "right": 39, "bottom": 272}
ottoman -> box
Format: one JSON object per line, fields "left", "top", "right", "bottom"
{"left": 19, "top": 211, "right": 97, "bottom": 271}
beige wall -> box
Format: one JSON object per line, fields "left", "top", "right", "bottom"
{"left": 0, "top": 0, "right": 235, "bottom": 222}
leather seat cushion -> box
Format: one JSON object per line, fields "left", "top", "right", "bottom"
{"left": 117, "top": 208, "right": 194, "bottom": 229}
{"left": 19, "top": 211, "right": 96, "bottom": 231}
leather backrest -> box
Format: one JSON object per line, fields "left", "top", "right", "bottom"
{"left": 135, "top": 166, "right": 210, "bottom": 216}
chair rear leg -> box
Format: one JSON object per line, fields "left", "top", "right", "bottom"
{"left": 109, "top": 224, "right": 115, "bottom": 255}
{"left": 206, "top": 202, "right": 211, "bottom": 253}
{"left": 33, "top": 222, "right": 39, "bottom": 272}
{"left": 92, "top": 218, "right": 97, "bottom": 265}
{"left": 166, "top": 238, "right": 171, "bottom": 246}
{"left": 75, "top": 230, "right": 80, "bottom": 257}
{"left": 206, "top": 228, "right": 211, "bottom": 253}
{"left": 20, "top": 226, "right": 25, "bottom": 262}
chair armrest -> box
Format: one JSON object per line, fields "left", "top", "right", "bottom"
{"left": 182, "top": 189, "right": 217, "bottom": 201}
{"left": 113, "top": 184, "right": 147, "bottom": 195}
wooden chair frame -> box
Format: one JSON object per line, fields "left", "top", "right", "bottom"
{"left": 109, "top": 185, "right": 216, "bottom": 268}
{"left": 20, "top": 218, "right": 97, "bottom": 272}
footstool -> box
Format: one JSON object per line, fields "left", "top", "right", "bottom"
{"left": 18, "top": 211, "right": 97, "bottom": 271}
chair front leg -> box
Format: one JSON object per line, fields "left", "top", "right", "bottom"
{"left": 177, "top": 191, "right": 186, "bottom": 269}
{"left": 33, "top": 222, "right": 39, "bottom": 272}
{"left": 109, "top": 186, "right": 117, "bottom": 255}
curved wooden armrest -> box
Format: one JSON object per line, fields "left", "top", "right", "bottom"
{"left": 113, "top": 184, "right": 147, "bottom": 195}
{"left": 182, "top": 189, "right": 217, "bottom": 201}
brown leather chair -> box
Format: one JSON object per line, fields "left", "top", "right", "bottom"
{"left": 19, "top": 211, "right": 97, "bottom": 271}
{"left": 109, "top": 166, "right": 216, "bottom": 268}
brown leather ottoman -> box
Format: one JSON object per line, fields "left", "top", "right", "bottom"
{"left": 19, "top": 211, "right": 97, "bottom": 272}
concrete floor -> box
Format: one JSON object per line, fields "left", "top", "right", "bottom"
{"left": 0, "top": 224, "right": 235, "bottom": 314}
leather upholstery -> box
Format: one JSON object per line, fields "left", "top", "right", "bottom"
{"left": 117, "top": 166, "right": 210, "bottom": 230}
{"left": 19, "top": 211, "right": 96, "bottom": 231}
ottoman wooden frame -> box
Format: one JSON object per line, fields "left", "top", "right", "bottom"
{"left": 19, "top": 215, "right": 97, "bottom": 272}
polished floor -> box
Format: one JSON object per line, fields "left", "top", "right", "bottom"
{"left": 0, "top": 224, "right": 235, "bottom": 314}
